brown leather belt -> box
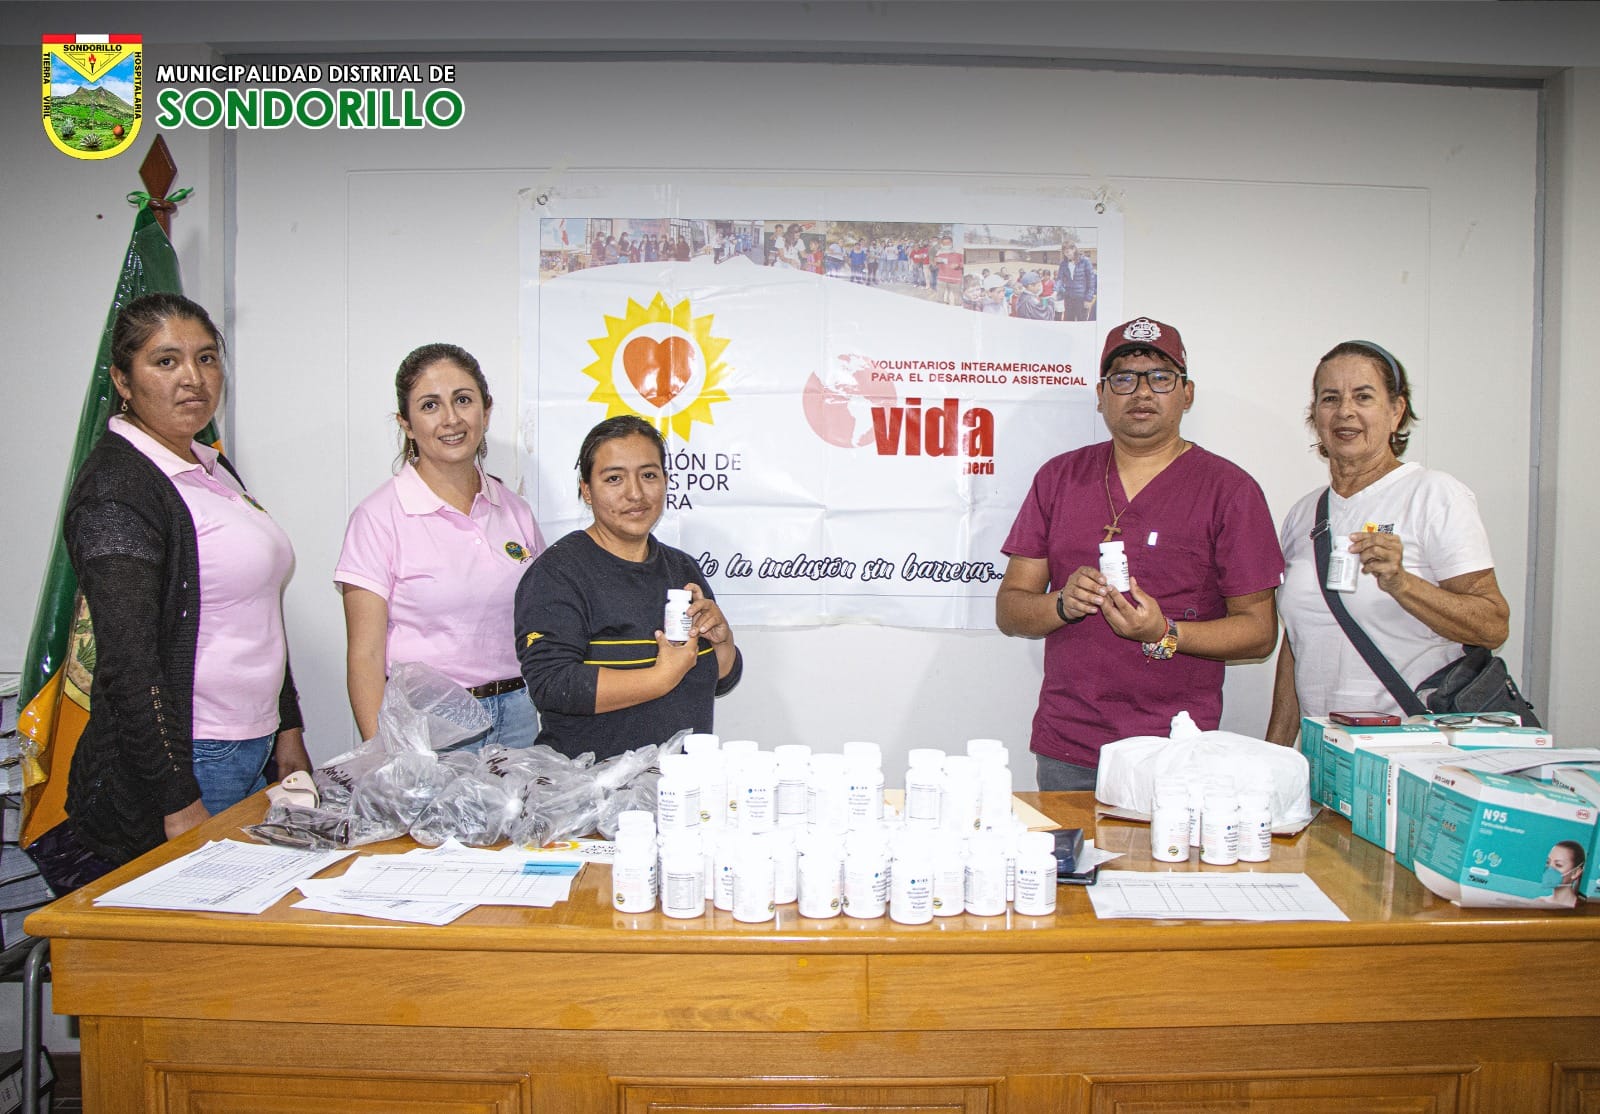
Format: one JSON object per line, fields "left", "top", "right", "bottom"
{"left": 468, "top": 676, "right": 526, "bottom": 699}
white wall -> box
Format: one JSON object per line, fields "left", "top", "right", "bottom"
{"left": 1543, "top": 69, "right": 1600, "bottom": 733}
{"left": 217, "top": 60, "right": 1535, "bottom": 783}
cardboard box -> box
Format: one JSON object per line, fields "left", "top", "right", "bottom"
{"left": 1395, "top": 750, "right": 1478, "bottom": 870}
{"left": 1400, "top": 749, "right": 1600, "bottom": 873}
{"left": 1551, "top": 765, "right": 1600, "bottom": 901}
{"left": 1444, "top": 726, "right": 1555, "bottom": 751}
{"left": 1321, "top": 724, "right": 1447, "bottom": 820}
{"left": 1298, "top": 717, "right": 1331, "bottom": 807}
{"left": 1352, "top": 744, "right": 1466, "bottom": 852}
{"left": 1413, "top": 767, "right": 1597, "bottom": 908}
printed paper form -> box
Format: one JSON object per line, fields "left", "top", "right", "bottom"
{"left": 1088, "top": 870, "right": 1349, "bottom": 922}
{"left": 94, "top": 839, "right": 355, "bottom": 915}
{"left": 324, "top": 855, "right": 580, "bottom": 907}
{"left": 292, "top": 889, "right": 476, "bottom": 926}
{"left": 294, "top": 843, "right": 585, "bottom": 918}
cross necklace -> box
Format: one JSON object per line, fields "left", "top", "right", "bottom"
{"left": 1104, "top": 441, "right": 1191, "bottom": 541}
{"left": 1102, "top": 452, "right": 1128, "bottom": 542}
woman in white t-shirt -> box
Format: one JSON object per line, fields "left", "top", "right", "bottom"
{"left": 1265, "top": 341, "right": 1510, "bottom": 743}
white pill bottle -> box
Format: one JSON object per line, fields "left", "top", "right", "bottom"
{"left": 1098, "top": 540, "right": 1131, "bottom": 592}
{"left": 663, "top": 588, "right": 694, "bottom": 642}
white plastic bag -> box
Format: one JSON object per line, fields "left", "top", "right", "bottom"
{"left": 1096, "top": 711, "right": 1314, "bottom": 832}
{"left": 373, "top": 661, "right": 492, "bottom": 754}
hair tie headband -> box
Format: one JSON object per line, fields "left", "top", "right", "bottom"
{"left": 1349, "top": 339, "right": 1403, "bottom": 394}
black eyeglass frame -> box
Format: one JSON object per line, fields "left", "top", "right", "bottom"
{"left": 1431, "top": 712, "right": 1521, "bottom": 729}
{"left": 1099, "top": 369, "right": 1188, "bottom": 395}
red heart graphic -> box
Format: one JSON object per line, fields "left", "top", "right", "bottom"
{"left": 622, "top": 336, "right": 694, "bottom": 408}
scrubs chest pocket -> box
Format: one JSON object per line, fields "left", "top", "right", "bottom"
{"left": 1128, "top": 529, "right": 1219, "bottom": 622}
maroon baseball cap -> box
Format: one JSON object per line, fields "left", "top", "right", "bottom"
{"left": 1100, "top": 317, "right": 1187, "bottom": 374}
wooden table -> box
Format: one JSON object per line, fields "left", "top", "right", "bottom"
{"left": 28, "top": 794, "right": 1600, "bottom": 1113}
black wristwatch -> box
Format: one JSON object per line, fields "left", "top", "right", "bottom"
{"left": 1055, "top": 589, "right": 1085, "bottom": 625}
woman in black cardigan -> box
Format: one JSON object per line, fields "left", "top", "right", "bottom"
{"left": 30, "top": 293, "right": 311, "bottom": 894}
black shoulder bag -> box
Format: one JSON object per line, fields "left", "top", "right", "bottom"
{"left": 1312, "top": 489, "right": 1540, "bottom": 727}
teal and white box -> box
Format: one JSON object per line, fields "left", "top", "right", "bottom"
{"left": 1299, "top": 717, "right": 1332, "bottom": 806}
{"left": 1401, "top": 748, "right": 1600, "bottom": 871}
{"left": 1395, "top": 750, "right": 1478, "bottom": 870}
{"left": 1322, "top": 724, "right": 1447, "bottom": 820}
{"left": 1551, "top": 765, "right": 1600, "bottom": 901}
{"left": 1352, "top": 744, "right": 1465, "bottom": 852}
{"left": 1445, "top": 725, "right": 1555, "bottom": 751}
{"left": 1413, "top": 767, "right": 1597, "bottom": 908}
{"left": 1449, "top": 747, "right": 1600, "bottom": 780}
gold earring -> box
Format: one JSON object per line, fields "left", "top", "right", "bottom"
{"left": 406, "top": 437, "right": 418, "bottom": 462}
{"left": 119, "top": 396, "right": 129, "bottom": 414}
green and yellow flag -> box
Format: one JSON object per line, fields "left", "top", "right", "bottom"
{"left": 17, "top": 201, "right": 214, "bottom": 846}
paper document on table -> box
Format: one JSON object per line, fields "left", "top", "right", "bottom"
{"left": 1088, "top": 870, "right": 1348, "bottom": 922}
{"left": 293, "top": 888, "right": 475, "bottom": 926}
{"left": 94, "top": 839, "right": 354, "bottom": 915}
{"left": 311, "top": 846, "right": 582, "bottom": 907}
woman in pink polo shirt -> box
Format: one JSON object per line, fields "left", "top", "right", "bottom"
{"left": 31, "top": 293, "right": 312, "bottom": 894}
{"left": 336, "top": 343, "right": 546, "bottom": 749}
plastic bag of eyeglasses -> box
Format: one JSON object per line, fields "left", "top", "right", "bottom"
{"left": 592, "top": 742, "right": 662, "bottom": 792}
{"left": 478, "top": 743, "right": 594, "bottom": 792}
{"left": 510, "top": 775, "right": 604, "bottom": 847}
{"left": 507, "top": 771, "right": 599, "bottom": 847}
{"left": 243, "top": 802, "right": 392, "bottom": 850}
{"left": 596, "top": 782, "right": 659, "bottom": 839}
{"left": 349, "top": 750, "right": 456, "bottom": 837}
{"left": 409, "top": 771, "right": 525, "bottom": 847}
{"left": 314, "top": 746, "right": 391, "bottom": 807}
{"left": 373, "top": 660, "right": 493, "bottom": 754}
{"left": 505, "top": 806, "right": 554, "bottom": 850}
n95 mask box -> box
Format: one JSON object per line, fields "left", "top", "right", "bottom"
{"left": 1352, "top": 744, "right": 1466, "bottom": 854}
{"left": 1413, "top": 767, "right": 1596, "bottom": 909}
{"left": 1321, "top": 724, "right": 1447, "bottom": 821}
{"left": 1299, "top": 718, "right": 1331, "bottom": 807}
{"left": 1443, "top": 725, "right": 1555, "bottom": 751}
{"left": 1551, "top": 766, "right": 1600, "bottom": 902}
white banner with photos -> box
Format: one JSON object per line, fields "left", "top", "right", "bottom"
{"left": 519, "top": 179, "right": 1123, "bottom": 628}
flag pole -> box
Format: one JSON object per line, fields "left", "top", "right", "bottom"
{"left": 139, "top": 135, "right": 178, "bottom": 235}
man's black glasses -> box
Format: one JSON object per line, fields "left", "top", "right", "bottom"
{"left": 1101, "top": 369, "right": 1185, "bottom": 394}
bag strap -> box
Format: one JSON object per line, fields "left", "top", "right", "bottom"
{"left": 1313, "top": 489, "right": 1429, "bottom": 716}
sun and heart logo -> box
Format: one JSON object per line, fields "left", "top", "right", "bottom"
{"left": 622, "top": 334, "right": 696, "bottom": 407}
{"left": 581, "top": 293, "right": 731, "bottom": 439}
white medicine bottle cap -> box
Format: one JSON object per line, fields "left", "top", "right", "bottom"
{"left": 1021, "top": 831, "right": 1055, "bottom": 857}
{"left": 907, "top": 747, "right": 946, "bottom": 769}
{"left": 809, "top": 752, "right": 846, "bottom": 774}
{"left": 1099, "top": 540, "right": 1125, "bottom": 553}
{"left": 659, "top": 753, "right": 695, "bottom": 779}
{"left": 682, "top": 732, "right": 720, "bottom": 755}
{"left": 666, "top": 588, "right": 691, "bottom": 602}
{"left": 842, "top": 740, "right": 882, "bottom": 767}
